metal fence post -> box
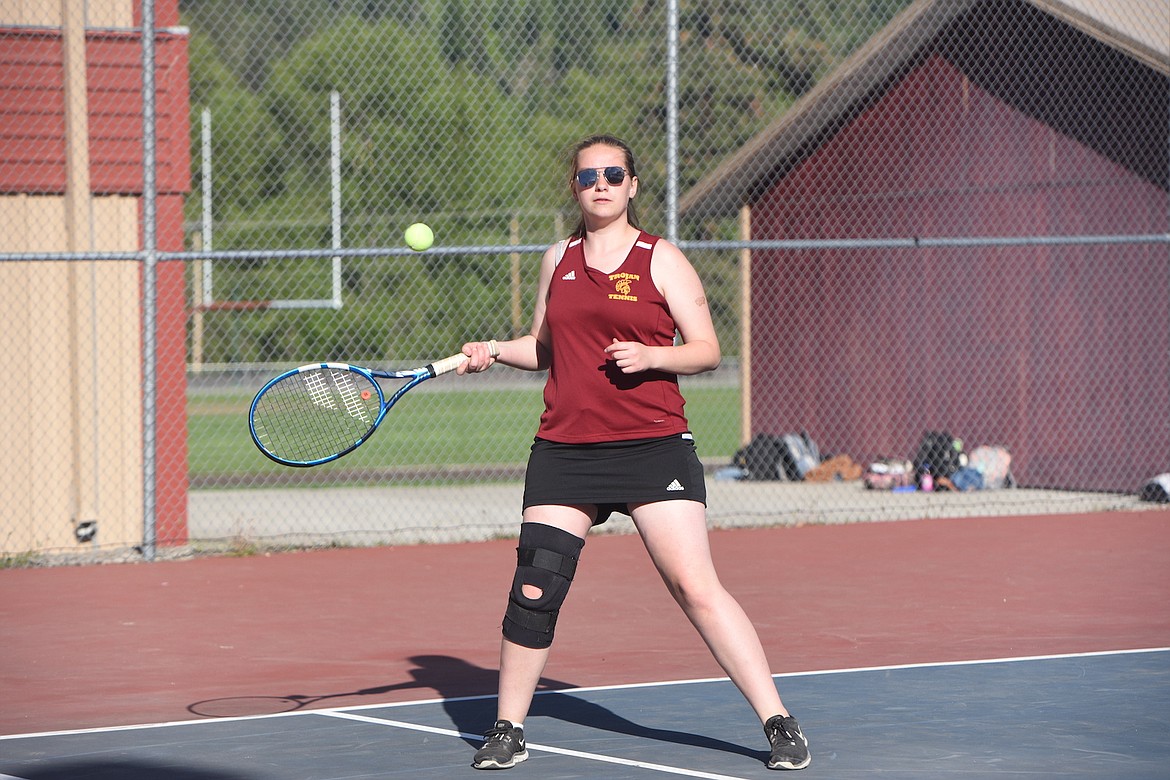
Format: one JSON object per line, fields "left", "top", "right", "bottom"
{"left": 141, "top": 0, "right": 158, "bottom": 561}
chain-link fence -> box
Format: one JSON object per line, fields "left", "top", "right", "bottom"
{"left": 1, "top": 0, "right": 1167, "bottom": 563}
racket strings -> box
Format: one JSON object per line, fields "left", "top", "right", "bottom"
{"left": 333, "top": 371, "right": 374, "bottom": 425}
{"left": 303, "top": 370, "right": 339, "bottom": 410}
{"left": 252, "top": 368, "right": 384, "bottom": 463}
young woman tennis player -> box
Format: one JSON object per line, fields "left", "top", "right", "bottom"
{"left": 457, "top": 135, "right": 810, "bottom": 771}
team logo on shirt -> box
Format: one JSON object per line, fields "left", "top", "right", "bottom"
{"left": 609, "top": 272, "right": 639, "bottom": 301}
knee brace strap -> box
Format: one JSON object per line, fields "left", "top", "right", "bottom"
{"left": 502, "top": 523, "right": 584, "bottom": 649}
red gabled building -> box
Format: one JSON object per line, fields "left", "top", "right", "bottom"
{"left": 682, "top": 0, "right": 1169, "bottom": 492}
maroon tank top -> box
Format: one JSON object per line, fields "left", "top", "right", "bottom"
{"left": 536, "top": 231, "right": 689, "bottom": 443}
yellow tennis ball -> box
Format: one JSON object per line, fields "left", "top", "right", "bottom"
{"left": 404, "top": 222, "right": 434, "bottom": 251}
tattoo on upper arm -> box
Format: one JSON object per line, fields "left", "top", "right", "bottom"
{"left": 695, "top": 296, "right": 708, "bottom": 308}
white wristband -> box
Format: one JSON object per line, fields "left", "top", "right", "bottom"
{"left": 486, "top": 340, "right": 500, "bottom": 358}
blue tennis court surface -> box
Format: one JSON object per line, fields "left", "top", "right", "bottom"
{"left": 2, "top": 648, "right": 1167, "bottom": 779}
{"left": 0, "top": 650, "right": 1165, "bottom": 776}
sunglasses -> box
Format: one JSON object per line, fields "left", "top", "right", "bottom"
{"left": 575, "top": 166, "right": 629, "bottom": 188}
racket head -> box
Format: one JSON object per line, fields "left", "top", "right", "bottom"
{"left": 249, "top": 363, "right": 386, "bottom": 466}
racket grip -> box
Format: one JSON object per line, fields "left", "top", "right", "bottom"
{"left": 429, "top": 352, "right": 470, "bottom": 376}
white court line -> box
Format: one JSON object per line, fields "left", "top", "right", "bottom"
{"left": 320, "top": 710, "right": 757, "bottom": 780}
{"left": 309, "top": 644, "right": 1170, "bottom": 715}
{"left": 2, "top": 646, "right": 1166, "bottom": 743}
{"left": 766, "top": 645, "right": 1170, "bottom": 680}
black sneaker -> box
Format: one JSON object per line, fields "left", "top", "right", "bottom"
{"left": 472, "top": 719, "right": 529, "bottom": 770}
{"left": 764, "top": 714, "right": 810, "bottom": 770}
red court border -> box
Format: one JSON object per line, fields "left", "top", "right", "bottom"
{"left": 2, "top": 510, "right": 1168, "bottom": 735}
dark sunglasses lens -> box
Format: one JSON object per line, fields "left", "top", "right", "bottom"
{"left": 576, "top": 169, "right": 599, "bottom": 188}
{"left": 603, "top": 167, "right": 626, "bottom": 185}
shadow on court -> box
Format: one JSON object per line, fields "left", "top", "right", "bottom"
{"left": 7, "top": 762, "right": 248, "bottom": 780}
{"left": 186, "top": 654, "right": 766, "bottom": 762}
{"left": 186, "top": 654, "right": 573, "bottom": 718}
{"left": 446, "top": 687, "right": 768, "bottom": 762}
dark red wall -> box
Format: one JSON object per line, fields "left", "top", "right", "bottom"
{"left": 0, "top": 25, "right": 188, "bottom": 193}
{"left": 751, "top": 54, "right": 1168, "bottom": 491}
{"left": 153, "top": 193, "right": 190, "bottom": 545}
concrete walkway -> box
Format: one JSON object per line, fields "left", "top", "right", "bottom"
{"left": 188, "top": 479, "right": 1155, "bottom": 550}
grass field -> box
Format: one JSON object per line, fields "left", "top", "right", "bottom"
{"left": 189, "top": 384, "right": 742, "bottom": 485}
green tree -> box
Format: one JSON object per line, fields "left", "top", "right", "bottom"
{"left": 186, "top": 32, "right": 287, "bottom": 219}
{"left": 182, "top": 0, "right": 914, "bottom": 364}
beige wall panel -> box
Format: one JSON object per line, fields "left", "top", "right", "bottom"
{"left": 86, "top": 0, "right": 134, "bottom": 28}
{"left": 0, "top": 197, "right": 37, "bottom": 551}
{"left": 88, "top": 195, "right": 143, "bottom": 548}
{"left": 0, "top": 1, "right": 132, "bottom": 28}
{"left": 0, "top": 1, "right": 60, "bottom": 26}
{"left": 0, "top": 195, "right": 143, "bottom": 555}
{"left": 0, "top": 195, "right": 76, "bottom": 553}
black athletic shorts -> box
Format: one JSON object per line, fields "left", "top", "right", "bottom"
{"left": 522, "top": 432, "right": 707, "bottom": 525}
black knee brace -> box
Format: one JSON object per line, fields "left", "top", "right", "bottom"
{"left": 501, "top": 523, "right": 584, "bottom": 649}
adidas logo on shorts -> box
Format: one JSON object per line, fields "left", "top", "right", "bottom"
{"left": 666, "top": 479, "right": 684, "bottom": 491}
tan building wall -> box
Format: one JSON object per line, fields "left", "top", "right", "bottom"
{"left": 0, "top": 196, "right": 143, "bottom": 553}
{"left": 0, "top": 1, "right": 132, "bottom": 27}
{"left": 0, "top": 0, "right": 144, "bottom": 553}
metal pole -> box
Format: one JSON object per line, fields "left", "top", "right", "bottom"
{"left": 201, "top": 107, "right": 213, "bottom": 306}
{"left": 739, "top": 204, "right": 752, "bottom": 446}
{"left": 664, "top": 0, "right": 679, "bottom": 244}
{"left": 510, "top": 215, "right": 522, "bottom": 338}
{"left": 141, "top": 0, "right": 158, "bottom": 561}
{"left": 330, "top": 90, "right": 342, "bottom": 309}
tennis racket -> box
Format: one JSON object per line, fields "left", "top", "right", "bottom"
{"left": 249, "top": 351, "right": 478, "bottom": 467}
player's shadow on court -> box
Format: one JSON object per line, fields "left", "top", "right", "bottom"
{"left": 187, "top": 655, "right": 763, "bottom": 763}
{"left": 187, "top": 654, "right": 503, "bottom": 715}
{"left": 187, "top": 654, "right": 546, "bottom": 718}
{"left": 411, "top": 655, "right": 766, "bottom": 763}
{"left": 12, "top": 760, "right": 245, "bottom": 779}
